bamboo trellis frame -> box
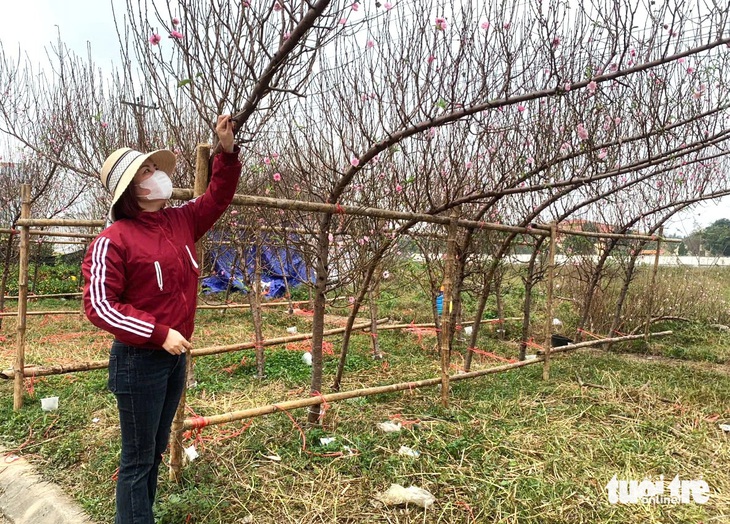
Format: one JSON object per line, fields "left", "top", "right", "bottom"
{"left": 5, "top": 144, "right": 682, "bottom": 482}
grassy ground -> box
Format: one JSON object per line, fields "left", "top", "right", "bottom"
{"left": 1, "top": 290, "right": 729, "bottom": 523}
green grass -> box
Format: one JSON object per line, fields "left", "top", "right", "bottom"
{"left": 1, "top": 267, "right": 730, "bottom": 523}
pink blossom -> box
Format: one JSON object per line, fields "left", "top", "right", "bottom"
{"left": 366, "top": 40, "right": 375, "bottom": 49}
{"left": 576, "top": 123, "right": 589, "bottom": 141}
{"left": 170, "top": 30, "right": 184, "bottom": 39}
{"left": 294, "top": 183, "right": 301, "bottom": 192}
{"left": 614, "top": 117, "right": 622, "bottom": 126}
{"left": 427, "top": 55, "right": 436, "bottom": 64}
{"left": 435, "top": 17, "right": 447, "bottom": 31}
{"left": 101, "top": 122, "right": 109, "bottom": 129}
{"left": 264, "top": 157, "right": 271, "bottom": 165}
{"left": 480, "top": 21, "right": 490, "bottom": 30}
{"left": 598, "top": 148, "right": 607, "bottom": 159}
{"left": 283, "top": 32, "right": 291, "bottom": 39}
{"left": 328, "top": 233, "right": 334, "bottom": 242}
{"left": 395, "top": 184, "right": 403, "bottom": 192}
{"left": 348, "top": 296, "right": 355, "bottom": 304}
{"left": 274, "top": 2, "right": 283, "bottom": 11}
{"left": 242, "top": 0, "right": 250, "bottom": 6}
{"left": 465, "top": 161, "right": 473, "bottom": 169}
{"left": 678, "top": 57, "right": 685, "bottom": 64}
{"left": 273, "top": 172, "right": 281, "bottom": 181}
{"left": 563, "top": 83, "right": 571, "bottom": 92}
{"left": 383, "top": 2, "right": 393, "bottom": 9}
{"left": 551, "top": 37, "right": 560, "bottom": 48}
{"left": 351, "top": 2, "right": 360, "bottom": 11}
{"left": 526, "top": 157, "right": 534, "bottom": 166}
{"left": 350, "top": 156, "right": 360, "bottom": 167}
{"left": 271, "top": 152, "right": 279, "bottom": 160}
{"left": 503, "top": 22, "right": 511, "bottom": 30}
{"left": 517, "top": 105, "right": 526, "bottom": 113}
{"left": 586, "top": 81, "right": 597, "bottom": 94}
{"left": 339, "top": 18, "right": 347, "bottom": 25}
{"left": 231, "top": 210, "right": 239, "bottom": 216}
{"left": 149, "top": 34, "right": 162, "bottom": 45}
{"left": 172, "top": 17, "right": 180, "bottom": 26}
{"left": 687, "top": 67, "right": 695, "bottom": 74}
{"left": 560, "top": 142, "right": 571, "bottom": 152}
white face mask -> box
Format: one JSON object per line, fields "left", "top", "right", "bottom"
{"left": 137, "top": 170, "right": 173, "bottom": 200}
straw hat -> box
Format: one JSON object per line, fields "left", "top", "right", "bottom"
{"left": 100, "top": 147, "right": 176, "bottom": 221}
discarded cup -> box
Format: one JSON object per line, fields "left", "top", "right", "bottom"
{"left": 287, "top": 326, "right": 298, "bottom": 334}
{"left": 41, "top": 397, "right": 59, "bottom": 411}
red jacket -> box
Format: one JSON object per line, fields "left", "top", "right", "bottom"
{"left": 83, "top": 149, "right": 242, "bottom": 348}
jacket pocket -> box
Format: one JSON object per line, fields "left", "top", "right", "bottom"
{"left": 154, "top": 261, "right": 164, "bottom": 291}
{"left": 184, "top": 245, "right": 201, "bottom": 275}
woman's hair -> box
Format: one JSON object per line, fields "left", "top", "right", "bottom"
{"left": 112, "top": 183, "right": 142, "bottom": 221}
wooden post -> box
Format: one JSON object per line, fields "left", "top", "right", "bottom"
{"left": 439, "top": 212, "right": 458, "bottom": 407}
{"left": 643, "top": 227, "right": 663, "bottom": 347}
{"left": 542, "top": 223, "right": 557, "bottom": 381}
{"left": 14, "top": 184, "right": 31, "bottom": 410}
{"left": 170, "top": 143, "right": 210, "bottom": 481}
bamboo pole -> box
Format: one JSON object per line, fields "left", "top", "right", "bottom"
{"left": 0, "top": 310, "right": 82, "bottom": 317}
{"left": 543, "top": 223, "right": 557, "bottom": 381}
{"left": 181, "top": 330, "right": 673, "bottom": 431}
{"left": 14, "top": 185, "right": 31, "bottom": 410}
{"left": 0, "top": 228, "right": 100, "bottom": 239}
{"left": 439, "top": 213, "right": 458, "bottom": 406}
{"left": 196, "top": 300, "right": 313, "bottom": 310}
{"left": 3, "top": 292, "right": 83, "bottom": 300}
{"left": 643, "top": 227, "right": 663, "bottom": 348}
{"left": 0, "top": 329, "right": 674, "bottom": 381}
{"left": 3, "top": 319, "right": 387, "bottom": 378}
{"left": 169, "top": 190, "right": 676, "bottom": 243}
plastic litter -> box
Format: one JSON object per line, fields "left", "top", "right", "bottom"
{"left": 263, "top": 454, "right": 282, "bottom": 462}
{"left": 463, "top": 326, "right": 473, "bottom": 336}
{"left": 286, "top": 326, "right": 298, "bottom": 334}
{"left": 41, "top": 396, "right": 59, "bottom": 411}
{"left": 376, "top": 483, "right": 435, "bottom": 509}
{"left": 552, "top": 317, "right": 563, "bottom": 326}
{"left": 91, "top": 417, "right": 100, "bottom": 423}
{"left": 320, "top": 437, "right": 336, "bottom": 445}
{"left": 719, "top": 424, "right": 730, "bottom": 432}
{"left": 525, "top": 354, "right": 537, "bottom": 360}
{"left": 184, "top": 445, "right": 199, "bottom": 462}
{"left": 398, "top": 445, "right": 421, "bottom": 458}
{"left": 301, "top": 351, "right": 312, "bottom": 365}
{"left": 376, "top": 421, "right": 402, "bottom": 433}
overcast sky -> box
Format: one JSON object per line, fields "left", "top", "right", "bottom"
{"left": 1, "top": 0, "right": 727, "bottom": 236}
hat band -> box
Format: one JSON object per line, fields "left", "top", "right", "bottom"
{"left": 107, "top": 149, "right": 142, "bottom": 194}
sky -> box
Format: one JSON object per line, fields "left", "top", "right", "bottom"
{"left": 1, "top": 0, "right": 728, "bottom": 236}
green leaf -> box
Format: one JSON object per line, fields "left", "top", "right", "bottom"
{"left": 436, "top": 98, "right": 448, "bottom": 109}
{"left": 177, "top": 78, "right": 192, "bottom": 88}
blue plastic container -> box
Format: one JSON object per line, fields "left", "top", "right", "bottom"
{"left": 436, "top": 292, "right": 444, "bottom": 315}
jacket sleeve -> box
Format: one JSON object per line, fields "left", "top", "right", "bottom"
{"left": 83, "top": 235, "right": 170, "bottom": 346}
{"left": 185, "top": 147, "right": 242, "bottom": 242}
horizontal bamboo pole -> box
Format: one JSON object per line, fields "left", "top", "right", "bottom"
{"left": 0, "top": 228, "right": 98, "bottom": 239}
{"left": 3, "top": 292, "right": 83, "bottom": 300}
{"left": 0, "top": 318, "right": 386, "bottom": 379}
{"left": 181, "top": 330, "right": 672, "bottom": 430}
{"left": 191, "top": 318, "right": 386, "bottom": 357}
{"left": 0, "top": 310, "right": 82, "bottom": 317}
{"left": 197, "top": 300, "right": 311, "bottom": 310}
{"left": 171, "top": 189, "right": 667, "bottom": 242}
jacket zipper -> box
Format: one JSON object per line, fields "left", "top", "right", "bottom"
{"left": 184, "top": 245, "right": 199, "bottom": 269}
{"left": 154, "top": 261, "right": 164, "bottom": 291}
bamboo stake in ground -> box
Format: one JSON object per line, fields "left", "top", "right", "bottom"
{"left": 644, "top": 228, "right": 663, "bottom": 348}
{"left": 14, "top": 184, "right": 31, "bottom": 410}
{"left": 542, "top": 223, "right": 557, "bottom": 381}
{"left": 439, "top": 212, "right": 458, "bottom": 406}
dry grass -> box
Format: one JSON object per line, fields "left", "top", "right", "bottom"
{"left": 1, "top": 299, "right": 729, "bottom": 523}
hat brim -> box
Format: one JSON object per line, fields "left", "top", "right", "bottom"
{"left": 109, "top": 149, "right": 176, "bottom": 221}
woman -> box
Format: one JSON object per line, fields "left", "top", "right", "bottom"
{"left": 82, "top": 115, "right": 241, "bottom": 523}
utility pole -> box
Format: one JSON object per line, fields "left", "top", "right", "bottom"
{"left": 120, "top": 96, "right": 158, "bottom": 151}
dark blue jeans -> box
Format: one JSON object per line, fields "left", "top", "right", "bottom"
{"left": 108, "top": 341, "right": 186, "bottom": 524}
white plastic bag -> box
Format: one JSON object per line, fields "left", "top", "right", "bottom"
{"left": 376, "top": 484, "right": 435, "bottom": 509}
{"left": 376, "top": 421, "right": 402, "bottom": 433}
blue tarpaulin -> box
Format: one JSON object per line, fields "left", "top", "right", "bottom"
{"left": 202, "top": 233, "right": 314, "bottom": 298}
